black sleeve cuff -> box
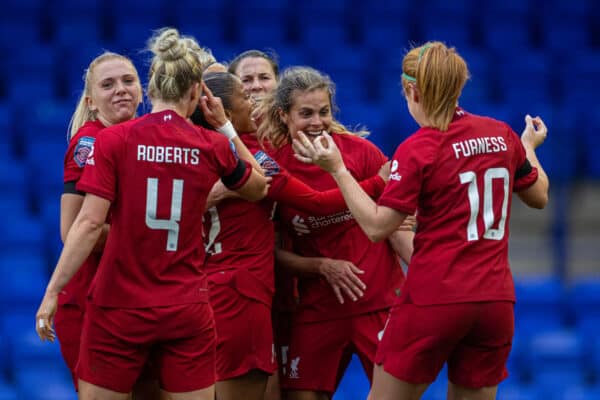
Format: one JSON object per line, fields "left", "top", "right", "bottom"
{"left": 515, "top": 159, "right": 533, "bottom": 180}
{"left": 221, "top": 159, "right": 247, "bottom": 189}
{"left": 63, "top": 181, "right": 85, "bottom": 196}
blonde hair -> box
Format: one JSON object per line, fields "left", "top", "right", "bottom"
{"left": 146, "top": 28, "right": 204, "bottom": 102}
{"left": 182, "top": 37, "right": 217, "bottom": 71}
{"left": 256, "top": 66, "right": 368, "bottom": 149}
{"left": 67, "top": 52, "right": 140, "bottom": 139}
{"left": 402, "top": 41, "right": 470, "bottom": 131}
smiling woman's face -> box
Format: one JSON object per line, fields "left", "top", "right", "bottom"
{"left": 280, "top": 88, "right": 332, "bottom": 142}
{"left": 87, "top": 58, "right": 141, "bottom": 126}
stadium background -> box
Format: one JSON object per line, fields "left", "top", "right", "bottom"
{"left": 0, "top": 0, "right": 599, "bottom": 398}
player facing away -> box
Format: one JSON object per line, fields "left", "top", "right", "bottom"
{"left": 35, "top": 27, "right": 267, "bottom": 400}
{"left": 292, "top": 41, "right": 549, "bottom": 400}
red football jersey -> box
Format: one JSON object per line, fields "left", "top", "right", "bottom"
{"left": 59, "top": 120, "right": 105, "bottom": 307}
{"left": 274, "top": 133, "right": 405, "bottom": 322}
{"left": 77, "top": 111, "right": 250, "bottom": 308}
{"left": 204, "top": 133, "right": 385, "bottom": 306}
{"left": 378, "top": 108, "right": 539, "bottom": 305}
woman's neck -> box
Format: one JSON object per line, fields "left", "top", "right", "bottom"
{"left": 151, "top": 99, "right": 189, "bottom": 118}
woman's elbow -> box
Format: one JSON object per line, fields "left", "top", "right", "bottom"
{"left": 365, "top": 227, "right": 387, "bottom": 243}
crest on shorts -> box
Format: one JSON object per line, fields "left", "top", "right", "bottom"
{"left": 254, "top": 150, "right": 280, "bottom": 176}
{"left": 74, "top": 136, "right": 95, "bottom": 167}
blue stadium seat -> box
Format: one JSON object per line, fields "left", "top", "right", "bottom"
{"left": 540, "top": 16, "right": 590, "bottom": 54}
{"left": 419, "top": 14, "right": 473, "bottom": 50}
{"left": 53, "top": 20, "right": 102, "bottom": 49}
{"left": 525, "top": 330, "right": 586, "bottom": 393}
{"left": 0, "top": 382, "right": 17, "bottom": 400}
{"left": 514, "top": 276, "right": 565, "bottom": 336}
{"left": 298, "top": 22, "right": 348, "bottom": 49}
{"left": 358, "top": 22, "right": 410, "bottom": 53}
{"left": 275, "top": 45, "right": 311, "bottom": 69}
{"left": 236, "top": 19, "right": 288, "bottom": 50}
{"left": 10, "top": 331, "right": 65, "bottom": 371}
{"left": 14, "top": 366, "right": 75, "bottom": 400}
{"left": 0, "top": 216, "right": 45, "bottom": 255}
{"left": 497, "top": 382, "right": 545, "bottom": 400}
{"left": 334, "top": 355, "right": 370, "bottom": 400}
{"left": 0, "top": 250, "right": 48, "bottom": 312}
{"left": 481, "top": 19, "right": 533, "bottom": 53}
{"left": 568, "top": 279, "right": 600, "bottom": 339}
{"left": 556, "top": 384, "right": 600, "bottom": 400}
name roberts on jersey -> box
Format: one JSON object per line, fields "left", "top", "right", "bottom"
{"left": 137, "top": 145, "right": 200, "bottom": 165}
{"left": 452, "top": 136, "right": 507, "bottom": 159}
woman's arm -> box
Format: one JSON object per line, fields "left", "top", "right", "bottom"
{"left": 293, "top": 132, "right": 407, "bottom": 242}
{"left": 517, "top": 115, "right": 549, "bottom": 209}
{"left": 61, "top": 192, "right": 109, "bottom": 252}
{"left": 275, "top": 248, "right": 366, "bottom": 304}
{"left": 36, "top": 194, "right": 111, "bottom": 341}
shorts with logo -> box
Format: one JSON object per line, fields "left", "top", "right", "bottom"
{"left": 54, "top": 304, "right": 84, "bottom": 389}
{"left": 375, "top": 295, "right": 514, "bottom": 388}
{"left": 280, "top": 310, "right": 388, "bottom": 394}
{"left": 210, "top": 284, "right": 276, "bottom": 381}
{"left": 77, "top": 302, "right": 216, "bottom": 393}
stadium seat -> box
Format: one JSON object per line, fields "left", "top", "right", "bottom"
{"left": 334, "top": 355, "right": 370, "bottom": 400}
{"left": 514, "top": 276, "right": 566, "bottom": 336}
{"left": 568, "top": 279, "right": 600, "bottom": 339}
{"left": 524, "top": 330, "right": 586, "bottom": 393}
{"left": 0, "top": 250, "right": 48, "bottom": 313}
{"left": 0, "top": 382, "right": 17, "bottom": 400}
{"left": 497, "top": 382, "right": 545, "bottom": 400}
{"left": 14, "top": 366, "right": 75, "bottom": 400}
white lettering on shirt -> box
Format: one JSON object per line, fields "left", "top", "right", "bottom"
{"left": 137, "top": 145, "right": 200, "bottom": 165}
{"left": 452, "top": 136, "right": 507, "bottom": 159}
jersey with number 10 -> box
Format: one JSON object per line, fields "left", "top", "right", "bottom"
{"left": 379, "top": 108, "right": 539, "bottom": 305}
{"left": 77, "top": 111, "right": 249, "bottom": 308}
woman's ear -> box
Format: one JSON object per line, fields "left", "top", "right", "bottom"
{"left": 86, "top": 96, "right": 97, "bottom": 112}
{"left": 224, "top": 109, "right": 232, "bottom": 120}
{"left": 278, "top": 108, "right": 287, "bottom": 124}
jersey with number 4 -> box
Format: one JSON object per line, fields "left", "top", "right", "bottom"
{"left": 379, "top": 109, "right": 538, "bottom": 305}
{"left": 77, "top": 110, "right": 250, "bottom": 308}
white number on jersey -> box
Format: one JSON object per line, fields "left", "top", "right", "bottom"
{"left": 145, "top": 178, "right": 183, "bottom": 251}
{"left": 459, "top": 167, "right": 509, "bottom": 241}
{"left": 205, "top": 206, "right": 222, "bottom": 254}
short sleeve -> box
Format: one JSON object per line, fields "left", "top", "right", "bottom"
{"left": 76, "top": 128, "right": 120, "bottom": 201}
{"left": 378, "top": 134, "right": 430, "bottom": 214}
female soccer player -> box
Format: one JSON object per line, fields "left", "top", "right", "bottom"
{"left": 293, "top": 41, "right": 549, "bottom": 400}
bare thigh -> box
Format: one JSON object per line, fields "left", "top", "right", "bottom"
{"left": 447, "top": 381, "right": 498, "bottom": 400}
{"left": 367, "top": 364, "right": 428, "bottom": 400}
{"left": 216, "top": 369, "right": 269, "bottom": 400}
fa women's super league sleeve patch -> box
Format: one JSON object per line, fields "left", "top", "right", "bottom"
{"left": 254, "top": 150, "right": 280, "bottom": 176}
{"left": 74, "top": 136, "right": 96, "bottom": 167}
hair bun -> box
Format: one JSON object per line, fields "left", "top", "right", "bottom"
{"left": 151, "top": 28, "right": 186, "bottom": 61}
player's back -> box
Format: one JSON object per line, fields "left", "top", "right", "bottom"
{"left": 88, "top": 110, "right": 238, "bottom": 308}
{"left": 403, "top": 109, "right": 529, "bottom": 305}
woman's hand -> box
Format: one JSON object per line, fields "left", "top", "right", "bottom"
{"left": 35, "top": 292, "right": 58, "bottom": 342}
{"left": 317, "top": 258, "right": 366, "bottom": 304}
{"left": 521, "top": 114, "right": 547, "bottom": 150}
{"left": 292, "top": 131, "right": 346, "bottom": 174}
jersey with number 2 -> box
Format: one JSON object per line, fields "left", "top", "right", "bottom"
{"left": 379, "top": 109, "right": 538, "bottom": 305}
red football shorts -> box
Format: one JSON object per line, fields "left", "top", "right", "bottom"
{"left": 280, "top": 310, "right": 388, "bottom": 394}
{"left": 210, "top": 284, "right": 276, "bottom": 380}
{"left": 77, "top": 302, "right": 216, "bottom": 393}
{"left": 375, "top": 296, "right": 514, "bottom": 388}
{"left": 54, "top": 304, "right": 84, "bottom": 389}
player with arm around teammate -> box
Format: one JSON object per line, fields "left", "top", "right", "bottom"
{"left": 35, "top": 28, "right": 267, "bottom": 400}
{"left": 293, "top": 41, "right": 549, "bottom": 400}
